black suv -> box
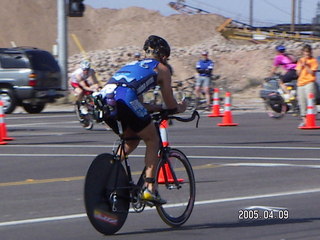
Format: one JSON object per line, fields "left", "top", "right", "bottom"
{"left": 0, "top": 47, "right": 65, "bottom": 113}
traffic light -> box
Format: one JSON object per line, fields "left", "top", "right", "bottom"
{"left": 68, "top": 0, "right": 85, "bottom": 17}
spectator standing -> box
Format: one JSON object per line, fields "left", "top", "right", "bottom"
{"left": 195, "top": 51, "right": 214, "bottom": 110}
{"left": 296, "top": 44, "right": 318, "bottom": 127}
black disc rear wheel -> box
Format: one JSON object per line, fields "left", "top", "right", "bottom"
{"left": 84, "top": 153, "right": 130, "bottom": 235}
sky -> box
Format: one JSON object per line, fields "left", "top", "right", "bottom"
{"left": 85, "top": 0, "right": 320, "bottom": 26}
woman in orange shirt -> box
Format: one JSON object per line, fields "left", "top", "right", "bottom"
{"left": 295, "top": 44, "right": 318, "bottom": 127}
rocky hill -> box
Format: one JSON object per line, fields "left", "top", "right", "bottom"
{"left": 3, "top": 1, "right": 320, "bottom": 100}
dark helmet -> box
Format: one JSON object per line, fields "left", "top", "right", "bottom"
{"left": 143, "top": 35, "right": 171, "bottom": 58}
{"left": 275, "top": 45, "right": 286, "bottom": 53}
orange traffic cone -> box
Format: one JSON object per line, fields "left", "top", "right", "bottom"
{"left": 157, "top": 120, "right": 184, "bottom": 184}
{"left": 0, "top": 101, "right": 14, "bottom": 142}
{"left": 158, "top": 162, "right": 184, "bottom": 184}
{"left": 217, "top": 92, "right": 238, "bottom": 126}
{"left": 0, "top": 101, "right": 8, "bottom": 144}
{"left": 299, "top": 93, "right": 320, "bottom": 129}
{"left": 208, "top": 88, "right": 223, "bottom": 117}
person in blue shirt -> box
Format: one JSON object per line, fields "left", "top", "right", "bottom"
{"left": 98, "top": 35, "right": 186, "bottom": 204}
{"left": 195, "top": 51, "right": 214, "bottom": 110}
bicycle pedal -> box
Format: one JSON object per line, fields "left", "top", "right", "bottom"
{"left": 144, "top": 201, "right": 156, "bottom": 208}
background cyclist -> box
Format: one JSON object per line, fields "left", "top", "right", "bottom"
{"left": 70, "top": 60, "right": 100, "bottom": 103}
{"left": 98, "top": 35, "right": 186, "bottom": 204}
{"left": 271, "top": 45, "right": 298, "bottom": 102}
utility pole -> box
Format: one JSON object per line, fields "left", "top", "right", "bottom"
{"left": 249, "top": 0, "right": 253, "bottom": 26}
{"left": 291, "top": 0, "right": 296, "bottom": 32}
{"left": 298, "top": 0, "right": 302, "bottom": 24}
{"left": 57, "top": 0, "right": 68, "bottom": 91}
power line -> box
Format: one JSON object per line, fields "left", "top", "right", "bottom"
{"left": 176, "top": 0, "right": 316, "bottom": 26}
{"left": 187, "top": 0, "right": 247, "bottom": 18}
{"left": 262, "top": 0, "right": 291, "bottom": 16}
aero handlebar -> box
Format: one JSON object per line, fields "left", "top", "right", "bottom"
{"left": 152, "top": 110, "right": 200, "bottom": 128}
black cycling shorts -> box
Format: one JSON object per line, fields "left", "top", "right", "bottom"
{"left": 282, "top": 69, "right": 298, "bottom": 83}
{"left": 105, "top": 87, "right": 152, "bottom": 134}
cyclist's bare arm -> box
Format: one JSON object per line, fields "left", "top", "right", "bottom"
{"left": 270, "top": 65, "right": 278, "bottom": 76}
{"left": 91, "top": 70, "right": 101, "bottom": 88}
{"left": 156, "top": 63, "right": 186, "bottom": 113}
{"left": 77, "top": 77, "right": 93, "bottom": 92}
{"left": 142, "top": 100, "right": 162, "bottom": 113}
{"left": 77, "top": 72, "right": 99, "bottom": 92}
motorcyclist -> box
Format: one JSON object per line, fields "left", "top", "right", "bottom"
{"left": 271, "top": 45, "right": 298, "bottom": 102}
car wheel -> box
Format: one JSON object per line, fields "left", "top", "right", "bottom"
{"left": 22, "top": 102, "right": 46, "bottom": 114}
{"left": 0, "top": 88, "right": 17, "bottom": 114}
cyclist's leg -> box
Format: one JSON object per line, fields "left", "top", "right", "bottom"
{"left": 70, "top": 82, "right": 83, "bottom": 103}
{"left": 194, "top": 76, "right": 202, "bottom": 99}
{"left": 114, "top": 87, "right": 162, "bottom": 199}
{"left": 281, "top": 70, "right": 296, "bottom": 94}
{"left": 136, "top": 122, "right": 160, "bottom": 192}
{"left": 203, "top": 77, "right": 211, "bottom": 107}
{"left": 119, "top": 128, "right": 140, "bottom": 159}
{"left": 76, "top": 88, "right": 85, "bottom": 103}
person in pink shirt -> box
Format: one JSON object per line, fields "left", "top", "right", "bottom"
{"left": 271, "top": 45, "right": 298, "bottom": 101}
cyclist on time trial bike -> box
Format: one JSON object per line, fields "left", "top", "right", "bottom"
{"left": 70, "top": 60, "right": 100, "bottom": 103}
{"left": 271, "top": 45, "right": 298, "bottom": 102}
{"left": 97, "top": 35, "right": 187, "bottom": 204}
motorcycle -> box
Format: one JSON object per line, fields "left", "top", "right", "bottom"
{"left": 260, "top": 75, "right": 299, "bottom": 119}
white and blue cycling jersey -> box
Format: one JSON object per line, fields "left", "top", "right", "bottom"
{"left": 108, "top": 59, "right": 159, "bottom": 95}
{"left": 100, "top": 58, "right": 160, "bottom": 133}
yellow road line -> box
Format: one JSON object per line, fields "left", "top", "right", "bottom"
{"left": 0, "top": 164, "right": 222, "bottom": 187}
{"left": 0, "top": 176, "right": 85, "bottom": 187}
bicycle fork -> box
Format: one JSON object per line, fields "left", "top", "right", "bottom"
{"left": 159, "top": 148, "right": 183, "bottom": 190}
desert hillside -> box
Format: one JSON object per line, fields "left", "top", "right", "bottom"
{"left": 2, "top": 0, "right": 227, "bottom": 52}
{"left": 3, "top": 0, "right": 320, "bottom": 98}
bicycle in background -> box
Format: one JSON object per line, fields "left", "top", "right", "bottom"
{"left": 84, "top": 110, "right": 199, "bottom": 235}
{"left": 74, "top": 91, "right": 105, "bottom": 130}
{"left": 173, "top": 75, "right": 222, "bottom": 111}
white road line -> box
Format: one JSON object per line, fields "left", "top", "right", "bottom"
{"left": 1, "top": 188, "right": 320, "bottom": 227}
{"left": 0, "top": 214, "right": 86, "bottom": 227}
{"left": 194, "top": 188, "right": 320, "bottom": 206}
{"left": 188, "top": 155, "right": 320, "bottom": 162}
{"left": 3, "top": 144, "right": 320, "bottom": 151}
{"left": 6, "top": 114, "right": 73, "bottom": 120}
{"left": 1, "top": 153, "right": 320, "bottom": 163}
{"left": 8, "top": 121, "right": 78, "bottom": 127}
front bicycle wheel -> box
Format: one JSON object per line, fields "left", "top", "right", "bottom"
{"left": 156, "top": 148, "right": 196, "bottom": 227}
{"left": 265, "top": 98, "right": 288, "bottom": 119}
{"left": 75, "top": 101, "right": 94, "bottom": 130}
{"left": 84, "top": 153, "right": 130, "bottom": 235}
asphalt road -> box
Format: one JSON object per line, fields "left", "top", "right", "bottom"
{"left": 1, "top": 107, "right": 320, "bottom": 240}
